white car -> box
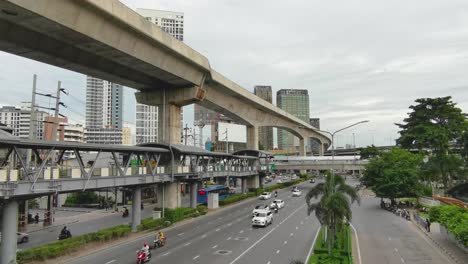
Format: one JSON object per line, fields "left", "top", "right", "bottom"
{"left": 292, "top": 189, "right": 302, "bottom": 197}
{"left": 277, "top": 179, "right": 283, "bottom": 183}
{"left": 252, "top": 211, "right": 273, "bottom": 227}
{"left": 270, "top": 199, "right": 285, "bottom": 209}
{"left": 259, "top": 192, "right": 272, "bottom": 200}
{"left": 252, "top": 204, "right": 270, "bottom": 216}
{"left": 0, "top": 232, "right": 29, "bottom": 244}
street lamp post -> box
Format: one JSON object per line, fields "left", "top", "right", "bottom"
{"left": 317, "top": 120, "right": 369, "bottom": 179}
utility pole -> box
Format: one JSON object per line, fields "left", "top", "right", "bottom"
{"left": 52, "top": 81, "right": 62, "bottom": 142}
{"left": 183, "top": 123, "right": 189, "bottom": 145}
{"left": 26, "top": 74, "right": 37, "bottom": 169}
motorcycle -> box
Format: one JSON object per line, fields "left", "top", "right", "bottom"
{"left": 274, "top": 207, "right": 278, "bottom": 213}
{"left": 58, "top": 230, "right": 72, "bottom": 240}
{"left": 136, "top": 249, "right": 151, "bottom": 264}
{"left": 150, "top": 238, "right": 166, "bottom": 249}
{"left": 123, "top": 209, "right": 129, "bottom": 218}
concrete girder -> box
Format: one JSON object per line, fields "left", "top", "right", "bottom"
{"left": 0, "top": 0, "right": 332, "bottom": 150}
{"left": 0, "top": 0, "right": 209, "bottom": 89}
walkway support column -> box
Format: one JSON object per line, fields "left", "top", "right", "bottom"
{"left": 241, "top": 177, "right": 247, "bottom": 193}
{"left": 247, "top": 126, "right": 259, "bottom": 150}
{"left": 165, "top": 181, "right": 182, "bottom": 209}
{"left": 190, "top": 181, "right": 198, "bottom": 208}
{"left": 131, "top": 186, "right": 141, "bottom": 232}
{"left": 247, "top": 175, "right": 260, "bottom": 189}
{"left": 1, "top": 199, "right": 19, "bottom": 264}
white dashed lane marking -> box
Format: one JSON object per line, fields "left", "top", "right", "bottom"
{"left": 284, "top": 241, "right": 288, "bottom": 245}
{"left": 105, "top": 260, "right": 115, "bottom": 264}
{"left": 212, "top": 245, "right": 218, "bottom": 249}
{"left": 184, "top": 242, "right": 191, "bottom": 246}
{"left": 162, "top": 252, "right": 171, "bottom": 256}
{"left": 193, "top": 255, "right": 200, "bottom": 260}
{"left": 276, "top": 249, "right": 280, "bottom": 254}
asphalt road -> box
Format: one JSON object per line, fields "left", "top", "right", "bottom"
{"left": 68, "top": 181, "right": 320, "bottom": 264}
{"left": 20, "top": 180, "right": 279, "bottom": 250}
{"left": 351, "top": 191, "right": 454, "bottom": 263}
{"left": 19, "top": 207, "right": 157, "bottom": 249}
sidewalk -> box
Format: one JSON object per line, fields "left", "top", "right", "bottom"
{"left": 23, "top": 206, "right": 137, "bottom": 233}
{"left": 411, "top": 215, "right": 468, "bottom": 264}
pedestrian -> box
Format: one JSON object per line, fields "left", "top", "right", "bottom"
{"left": 34, "top": 213, "right": 39, "bottom": 224}
{"left": 105, "top": 201, "right": 109, "bottom": 211}
{"left": 426, "top": 218, "right": 431, "bottom": 232}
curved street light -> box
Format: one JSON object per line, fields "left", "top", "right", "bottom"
{"left": 317, "top": 120, "right": 370, "bottom": 179}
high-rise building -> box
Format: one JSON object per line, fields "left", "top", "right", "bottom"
{"left": 86, "top": 76, "right": 123, "bottom": 129}
{"left": 0, "top": 103, "right": 49, "bottom": 140}
{"left": 122, "top": 127, "right": 132, "bottom": 145}
{"left": 135, "top": 8, "right": 184, "bottom": 143}
{"left": 43, "top": 116, "right": 67, "bottom": 141}
{"left": 276, "top": 89, "right": 310, "bottom": 150}
{"left": 43, "top": 116, "right": 85, "bottom": 143}
{"left": 85, "top": 76, "right": 123, "bottom": 144}
{"left": 135, "top": 104, "right": 158, "bottom": 144}
{"left": 254, "top": 85, "right": 273, "bottom": 150}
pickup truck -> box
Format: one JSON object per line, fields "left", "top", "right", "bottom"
{"left": 252, "top": 210, "right": 273, "bottom": 227}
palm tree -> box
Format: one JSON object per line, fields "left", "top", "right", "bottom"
{"left": 306, "top": 173, "right": 360, "bottom": 255}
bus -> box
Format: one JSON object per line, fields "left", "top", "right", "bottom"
{"left": 197, "top": 185, "right": 232, "bottom": 204}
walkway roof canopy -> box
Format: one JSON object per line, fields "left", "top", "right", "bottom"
{"left": 0, "top": 132, "right": 169, "bottom": 153}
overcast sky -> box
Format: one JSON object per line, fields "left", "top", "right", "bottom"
{"left": 1, "top": 0, "right": 468, "bottom": 148}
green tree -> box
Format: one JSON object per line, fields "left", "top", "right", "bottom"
{"left": 359, "top": 144, "right": 380, "bottom": 160}
{"left": 396, "top": 96, "right": 468, "bottom": 190}
{"left": 306, "top": 173, "right": 359, "bottom": 255}
{"left": 361, "top": 148, "right": 422, "bottom": 200}
{"left": 396, "top": 96, "right": 467, "bottom": 155}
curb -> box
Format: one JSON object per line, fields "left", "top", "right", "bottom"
{"left": 410, "top": 217, "right": 461, "bottom": 264}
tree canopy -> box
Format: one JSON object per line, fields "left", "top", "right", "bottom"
{"left": 396, "top": 96, "right": 467, "bottom": 155}
{"left": 361, "top": 148, "right": 423, "bottom": 199}
{"left": 359, "top": 145, "right": 380, "bottom": 160}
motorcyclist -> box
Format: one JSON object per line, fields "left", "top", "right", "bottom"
{"left": 142, "top": 242, "right": 150, "bottom": 260}
{"left": 274, "top": 203, "right": 279, "bottom": 213}
{"left": 61, "top": 226, "right": 68, "bottom": 236}
{"left": 274, "top": 190, "right": 278, "bottom": 198}
{"left": 157, "top": 231, "right": 166, "bottom": 246}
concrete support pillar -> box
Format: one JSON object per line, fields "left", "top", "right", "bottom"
{"left": 190, "top": 182, "right": 198, "bottom": 209}
{"left": 165, "top": 181, "right": 182, "bottom": 209}
{"left": 319, "top": 143, "right": 325, "bottom": 156}
{"left": 247, "top": 175, "right": 260, "bottom": 190}
{"left": 158, "top": 103, "right": 182, "bottom": 144}
{"left": 241, "top": 177, "right": 247, "bottom": 193}
{"left": 246, "top": 126, "right": 259, "bottom": 150}
{"left": 131, "top": 186, "right": 141, "bottom": 232}
{"left": 1, "top": 199, "right": 18, "bottom": 264}
{"left": 299, "top": 138, "right": 306, "bottom": 156}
